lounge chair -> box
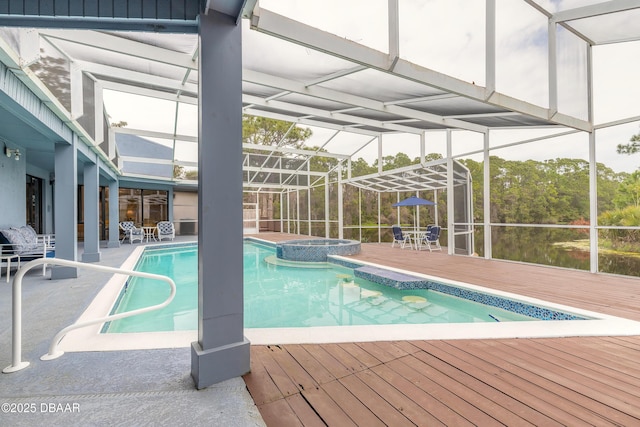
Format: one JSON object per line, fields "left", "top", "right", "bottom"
{"left": 391, "top": 225, "right": 412, "bottom": 249}
{"left": 156, "top": 221, "right": 175, "bottom": 241}
{"left": 420, "top": 225, "right": 442, "bottom": 252}
{"left": 1, "top": 226, "right": 55, "bottom": 281}
{"left": 119, "top": 221, "right": 144, "bottom": 244}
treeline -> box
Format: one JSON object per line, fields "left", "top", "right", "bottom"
{"left": 341, "top": 153, "right": 640, "bottom": 231}
{"left": 265, "top": 151, "right": 639, "bottom": 230}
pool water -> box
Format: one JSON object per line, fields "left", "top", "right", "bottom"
{"left": 105, "top": 242, "right": 535, "bottom": 333}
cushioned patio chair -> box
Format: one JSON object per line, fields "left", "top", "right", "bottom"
{"left": 119, "top": 221, "right": 144, "bottom": 244}
{"left": 1, "top": 226, "right": 54, "bottom": 280}
{"left": 391, "top": 225, "right": 412, "bottom": 249}
{"left": 156, "top": 221, "right": 175, "bottom": 241}
{"left": 420, "top": 225, "right": 442, "bottom": 252}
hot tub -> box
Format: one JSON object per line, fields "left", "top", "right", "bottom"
{"left": 276, "top": 239, "right": 361, "bottom": 262}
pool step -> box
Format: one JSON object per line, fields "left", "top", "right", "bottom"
{"left": 354, "top": 265, "right": 429, "bottom": 290}
{"left": 263, "top": 255, "right": 332, "bottom": 269}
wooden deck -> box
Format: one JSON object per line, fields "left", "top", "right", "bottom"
{"left": 243, "top": 233, "right": 640, "bottom": 426}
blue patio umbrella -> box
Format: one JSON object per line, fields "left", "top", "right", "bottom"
{"left": 392, "top": 196, "right": 436, "bottom": 231}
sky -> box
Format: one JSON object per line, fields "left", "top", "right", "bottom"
{"left": 103, "top": 0, "right": 640, "bottom": 174}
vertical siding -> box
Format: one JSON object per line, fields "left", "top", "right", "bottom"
{"left": 0, "top": 1, "right": 201, "bottom": 20}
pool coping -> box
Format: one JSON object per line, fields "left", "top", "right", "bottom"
{"left": 58, "top": 241, "right": 640, "bottom": 353}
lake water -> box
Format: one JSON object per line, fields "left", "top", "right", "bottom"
{"left": 474, "top": 226, "right": 640, "bottom": 277}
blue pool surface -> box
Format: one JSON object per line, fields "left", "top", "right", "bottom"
{"left": 104, "top": 241, "right": 582, "bottom": 333}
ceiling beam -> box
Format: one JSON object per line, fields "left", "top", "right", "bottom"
{"left": 114, "top": 127, "right": 197, "bottom": 143}
{"left": 243, "top": 94, "right": 427, "bottom": 134}
{"left": 552, "top": 0, "right": 640, "bottom": 23}
{"left": 243, "top": 142, "right": 350, "bottom": 160}
{"left": 242, "top": 107, "right": 383, "bottom": 137}
{"left": 39, "top": 29, "right": 197, "bottom": 70}
{"left": 101, "top": 80, "right": 198, "bottom": 105}
{"left": 76, "top": 60, "right": 198, "bottom": 94}
{"left": 244, "top": 69, "right": 487, "bottom": 133}
{"left": 251, "top": 7, "right": 591, "bottom": 132}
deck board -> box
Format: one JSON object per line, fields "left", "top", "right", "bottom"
{"left": 243, "top": 234, "right": 640, "bottom": 426}
{"left": 410, "top": 343, "right": 555, "bottom": 426}
{"left": 300, "top": 386, "right": 359, "bottom": 427}
{"left": 321, "top": 379, "right": 387, "bottom": 427}
{"left": 338, "top": 374, "right": 416, "bottom": 427}
{"left": 285, "top": 394, "right": 326, "bottom": 427}
{"left": 354, "top": 368, "right": 447, "bottom": 427}
{"left": 464, "top": 339, "right": 640, "bottom": 426}
{"left": 437, "top": 340, "right": 612, "bottom": 426}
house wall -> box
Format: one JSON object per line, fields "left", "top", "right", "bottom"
{"left": 174, "top": 191, "right": 198, "bottom": 235}
{"left": 0, "top": 142, "right": 26, "bottom": 228}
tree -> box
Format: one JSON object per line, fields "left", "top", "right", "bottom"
{"left": 614, "top": 170, "right": 640, "bottom": 208}
{"left": 373, "top": 152, "right": 416, "bottom": 171}
{"left": 111, "top": 120, "right": 128, "bottom": 128}
{"left": 242, "top": 115, "right": 312, "bottom": 148}
{"left": 351, "top": 157, "right": 376, "bottom": 177}
{"left": 173, "top": 164, "right": 185, "bottom": 179}
{"left": 617, "top": 128, "right": 640, "bottom": 155}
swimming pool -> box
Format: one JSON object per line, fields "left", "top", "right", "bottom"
{"left": 103, "top": 240, "right": 585, "bottom": 333}
{"left": 57, "top": 238, "right": 640, "bottom": 352}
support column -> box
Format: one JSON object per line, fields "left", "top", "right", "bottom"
{"left": 486, "top": 0, "right": 496, "bottom": 96}
{"left": 589, "top": 131, "right": 598, "bottom": 273}
{"left": 191, "top": 11, "right": 249, "bottom": 389}
{"left": 337, "top": 161, "right": 344, "bottom": 239}
{"left": 377, "top": 192, "right": 381, "bottom": 243}
{"left": 548, "top": 19, "right": 558, "bottom": 116}
{"left": 82, "top": 161, "right": 101, "bottom": 262}
{"left": 296, "top": 189, "right": 300, "bottom": 235}
{"left": 587, "top": 44, "right": 597, "bottom": 273}
{"left": 446, "top": 130, "right": 455, "bottom": 255}
{"left": 107, "top": 180, "right": 120, "bottom": 248}
{"left": 52, "top": 138, "right": 78, "bottom": 279}
{"left": 325, "top": 179, "right": 330, "bottom": 238}
{"left": 167, "top": 187, "right": 174, "bottom": 222}
{"left": 483, "top": 131, "right": 492, "bottom": 259}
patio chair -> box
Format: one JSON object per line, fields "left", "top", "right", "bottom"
{"left": 1, "top": 226, "right": 54, "bottom": 280}
{"left": 156, "top": 221, "right": 175, "bottom": 241}
{"left": 119, "top": 221, "right": 144, "bottom": 244}
{"left": 391, "top": 225, "right": 412, "bottom": 249}
{"left": 420, "top": 225, "right": 442, "bottom": 252}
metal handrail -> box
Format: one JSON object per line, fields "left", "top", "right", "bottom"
{"left": 3, "top": 257, "right": 176, "bottom": 373}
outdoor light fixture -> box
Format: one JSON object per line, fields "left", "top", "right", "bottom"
{"left": 5, "top": 147, "right": 20, "bottom": 161}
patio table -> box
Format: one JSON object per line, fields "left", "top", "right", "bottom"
{"left": 142, "top": 226, "right": 157, "bottom": 243}
{"left": 402, "top": 230, "right": 427, "bottom": 250}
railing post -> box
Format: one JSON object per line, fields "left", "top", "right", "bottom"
{"left": 3, "top": 257, "right": 176, "bottom": 373}
{"left": 2, "top": 261, "right": 30, "bottom": 373}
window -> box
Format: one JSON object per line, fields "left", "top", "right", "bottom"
{"left": 119, "top": 188, "right": 168, "bottom": 226}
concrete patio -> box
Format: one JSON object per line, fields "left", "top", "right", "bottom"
{"left": 0, "top": 237, "right": 265, "bottom": 427}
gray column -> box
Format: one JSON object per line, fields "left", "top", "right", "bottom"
{"left": 107, "top": 180, "right": 120, "bottom": 248}
{"left": 191, "top": 11, "right": 249, "bottom": 389}
{"left": 82, "top": 161, "right": 101, "bottom": 262}
{"left": 167, "top": 187, "right": 174, "bottom": 222}
{"left": 51, "top": 138, "right": 78, "bottom": 279}
{"left": 446, "top": 130, "right": 454, "bottom": 255}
